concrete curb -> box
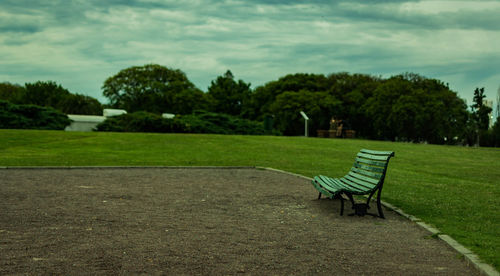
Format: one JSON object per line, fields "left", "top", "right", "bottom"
{"left": 0, "top": 166, "right": 256, "bottom": 170}
{"left": 1, "top": 165, "right": 498, "bottom": 275}
{"left": 381, "top": 199, "right": 499, "bottom": 276}
{"left": 255, "top": 167, "right": 313, "bottom": 180}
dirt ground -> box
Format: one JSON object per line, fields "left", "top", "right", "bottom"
{"left": 0, "top": 167, "right": 480, "bottom": 275}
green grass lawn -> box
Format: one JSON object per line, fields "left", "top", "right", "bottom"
{"left": 1, "top": 129, "right": 499, "bottom": 269}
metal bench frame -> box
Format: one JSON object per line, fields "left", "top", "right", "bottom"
{"left": 312, "top": 149, "right": 395, "bottom": 218}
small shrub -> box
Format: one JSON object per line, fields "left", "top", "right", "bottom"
{"left": 95, "top": 110, "right": 277, "bottom": 135}
{"left": 0, "top": 100, "right": 71, "bottom": 130}
{"left": 174, "top": 111, "right": 273, "bottom": 135}
{"left": 95, "top": 112, "right": 178, "bottom": 132}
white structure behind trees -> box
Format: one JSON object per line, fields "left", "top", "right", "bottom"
{"left": 65, "top": 109, "right": 127, "bottom": 132}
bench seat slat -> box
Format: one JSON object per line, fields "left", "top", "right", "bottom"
{"left": 360, "top": 149, "right": 395, "bottom": 156}
{"left": 315, "top": 173, "right": 379, "bottom": 194}
{"left": 350, "top": 167, "right": 383, "bottom": 179}
{"left": 342, "top": 175, "right": 376, "bottom": 191}
{"left": 320, "top": 176, "right": 354, "bottom": 192}
{"left": 331, "top": 177, "right": 365, "bottom": 192}
{"left": 312, "top": 178, "right": 335, "bottom": 198}
{"left": 347, "top": 170, "right": 380, "bottom": 185}
{"left": 315, "top": 175, "right": 343, "bottom": 191}
{"left": 357, "top": 152, "right": 392, "bottom": 161}
{"left": 355, "top": 157, "right": 387, "bottom": 167}
{"left": 353, "top": 162, "right": 385, "bottom": 173}
{"left": 316, "top": 175, "right": 365, "bottom": 194}
{"left": 340, "top": 180, "right": 373, "bottom": 194}
{"left": 339, "top": 177, "right": 374, "bottom": 192}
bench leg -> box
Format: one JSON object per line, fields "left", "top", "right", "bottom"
{"left": 318, "top": 192, "right": 322, "bottom": 200}
{"left": 346, "top": 193, "right": 365, "bottom": 216}
{"left": 340, "top": 196, "right": 344, "bottom": 216}
{"left": 329, "top": 190, "right": 385, "bottom": 218}
{"left": 346, "top": 193, "right": 382, "bottom": 218}
{"left": 376, "top": 190, "right": 385, "bottom": 219}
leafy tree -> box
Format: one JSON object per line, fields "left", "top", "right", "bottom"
{"left": 491, "top": 117, "right": 500, "bottom": 147}
{"left": 270, "top": 90, "right": 341, "bottom": 135}
{"left": 207, "top": 70, "right": 251, "bottom": 116}
{"left": 326, "top": 72, "right": 379, "bottom": 100}
{"left": 363, "top": 74, "right": 468, "bottom": 143}
{"left": 58, "top": 94, "right": 103, "bottom": 115}
{"left": 469, "top": 87, "right": 493, "bottom": 146}
{"left": 326, "top": 73, "right": 381, "bottom": 137}
{"left": 247, "top": 73, "right": 329, "bottom": 120}
{"left": 0, "top": 82, "right": 25, "bottom": 103}
{"left": 471, "top": 87, "right": 492, "bottom": 131}
{"left": 404, "top": 76, "right": 467, "bottom": 144}
{"left": 23, "top": 81, "right": 70, "bottom": 108}
{"left": 389, "top": 92, "right": 425, "bottom": 142}
{"left": 102, "top": 64, "right": 206, "bottom": 114}
{"left": 21, "top": 81, "right": 102, "bottom": 115}
{"left": 246, "top": 72, "right": 386, "bottom": 136}
{"left": 171, "top": 89, "right": 206, "bottom": 115}
{"left": 244, "top": 71, "right": 471, "bottom": 142}
{"left": 363, "top": 77, "right": 412, "bottom": 140}
{"left": 432, "top": 90, "right": 468, "bottom": 144}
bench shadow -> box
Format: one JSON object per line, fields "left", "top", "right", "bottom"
{"left": 312, "top": 197, "right": 393, "bottom": 220}
{"left": 313, "top": 197, "right": 343, "bottom": 216}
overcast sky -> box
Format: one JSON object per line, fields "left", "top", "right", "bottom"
{"left": 1, "top": 0, "right": 499, "bottom": 108}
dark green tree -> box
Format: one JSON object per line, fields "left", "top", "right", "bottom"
{"left": 102, "top": 64, "right": 206, "bottom": 114}
{"left": 0, "top": 82, "right": 25, "bottom": 103}
{"left": 246, "top": 73, "right": 329, "bottom": 120}
{"left": 22, "top": 81, "right": 102, "bottom": 115}
{"left": 23, "top": 81, "right": 70, "bottom": 108}
{"left": 325, "top": 73, "right": 381, "bottom": 137}
{"left": 363, "top": 77, "right": 411, "bottom": 140}
{"left": 469, "top": 87, "right": 493, "bottom": 146}
{"left": 405, "top": 76, "right": 468, "bottom": 144}
{"left": 58, "top": 94, "right": 103, "bottom": 115}
{"left": 326, "top": 72, "right": 379, "bottom": 100}
{"left": 207, "top": 70, "right": 251, "bottom": 116}
{"left": 471, "top": 87, "right": 492, "bottom": 130}
{"left": 269, "top": 90, "right": 341, "bottom": 135}
{"left": 363, "top": 74, "right": 468, "bottom": 143}
{"left": 431, "top": 90, "right": 468, "bottom": 144}
{"left": 491, "top": 117, "right": 500, "bottom": 147}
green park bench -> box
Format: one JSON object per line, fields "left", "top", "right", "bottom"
{"left": 311, "top": 149, "right": 395, "bottom": 218}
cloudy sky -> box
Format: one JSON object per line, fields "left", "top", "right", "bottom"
{"left": 1, "top": 0, "right": 499, "bottom": 108}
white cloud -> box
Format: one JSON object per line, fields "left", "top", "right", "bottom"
{"left": 400, "top": 1, "right": 500, "bottom": 14}
{"left": 0, "top": 0, "right": 498, "bottom": 104}
{"left": 148, "top": 9, "right": 199, "bottom": 23}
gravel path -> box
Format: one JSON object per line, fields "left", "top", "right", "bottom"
{"left": 0, "top": 167, "right": 479, "bottom": 275}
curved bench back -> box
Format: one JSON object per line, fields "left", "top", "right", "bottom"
{"left": 341, "top": 149, "right": 395, "bottom": 194}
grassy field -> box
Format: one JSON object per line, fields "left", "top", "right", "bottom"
{"left": 1, "top": 129, "right": 499, "bottom": 269}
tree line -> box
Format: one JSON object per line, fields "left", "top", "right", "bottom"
{"left": 0, "top": 81, "right": 102, "bottom": 115}
{"left": 1, "top": 64, "right": 499, "bottom": 146}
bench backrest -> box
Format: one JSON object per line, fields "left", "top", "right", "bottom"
{"left": 341, "top": 149, "right": 395, "bottom": 193}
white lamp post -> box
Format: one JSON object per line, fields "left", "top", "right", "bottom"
{"left": 300, "top": 111, "right": 309, "bottom": 137}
